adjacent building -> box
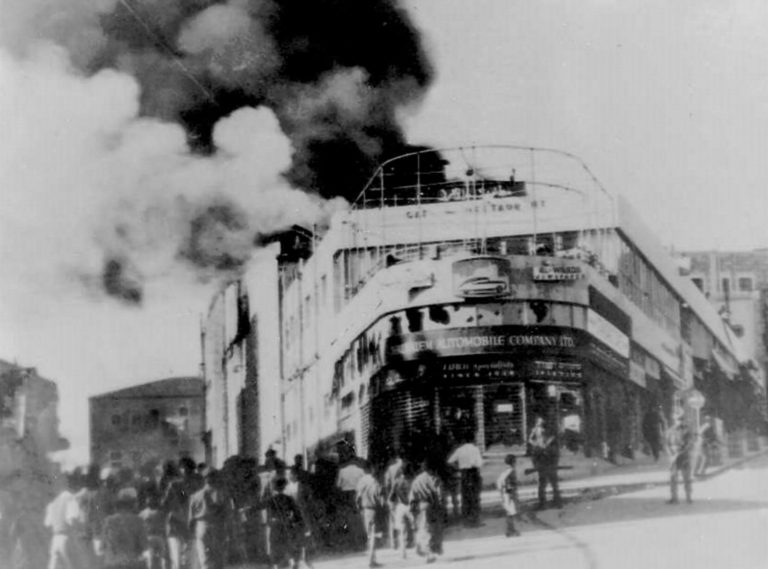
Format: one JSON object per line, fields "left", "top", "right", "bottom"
{"left": 1, "top": 359, "right": 68, "bottom": 476}
{"left": 89, "top": 377, "right": 205, "bottom": 470}
{"left": 675, "top": 250, "right": 768, "bottom": 378}
{"left": 201, "top": 281, "right": 261, "bottom": 467}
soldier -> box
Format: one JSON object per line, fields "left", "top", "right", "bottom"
{"left": 666, "top": 413, "right": 695, "bottom": 504}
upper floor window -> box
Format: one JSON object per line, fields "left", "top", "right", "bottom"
{"left": 738, "top": 277, "right": 753, "bottom": 292}
{"left": 111, "top": 414, "right": 121, "bottom": 426}
{"left": 179, "top": 406, "right": 189, "bottom": 417}
{"left": 691, "top": 277, "right": 704, "bottom": 291}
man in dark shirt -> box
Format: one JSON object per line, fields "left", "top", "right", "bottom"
{"left": 666, "top": 414, "right": 695, "bottom": 504}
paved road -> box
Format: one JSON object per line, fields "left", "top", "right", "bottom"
{"left": 301, "top": 453, "right": 768, "bottom": 569}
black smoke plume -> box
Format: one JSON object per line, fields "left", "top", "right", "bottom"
{"left": 89, "top": 0, "right": 434, "bottom": 199}
{"left": 102, "top": 256, "right": 143, "bottom": 305}
{"left": 6, "top": 0, "right": 435, "bottom": 303}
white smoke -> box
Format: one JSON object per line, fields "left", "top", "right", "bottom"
{"left": 0, "top": 42, "right": 341, "bottom": 306}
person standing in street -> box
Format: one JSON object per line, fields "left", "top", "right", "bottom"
{"left": 528, "top": 417, "right": 562, "bottom": 509}
{"left": 44, "top": 472, "right": 94, "bottom": 569}
{"left": 409, "top": 455, "right": 444, "bottom": 564}
{"left": 100, "top": 490, "right": 147, "bottom": 569}
{"left": 694, "top": 414, "right": 719, "bottom": 478}
{"left": 387, "top": 465, "right": 413, "bottom": 560}
{"left": 265, "top": 477, "right": 306, "bottom": 569}
{"left": 355, "top": 462, "right": 385, "bottom": 568}
{"left": 188, "top": 468, "right": 232, "bottom": 569}
{"left": 642, "top": 404, "right": 667, "bottom": 462}
{"left": 666, "top": 413, "right": 695, "bottom": 504}
{"left": 335, "top": 454, "right": 366, "bottom": 550}
{"left": 495, "top": 454, "right": 520, "bottom": 537}
{"left": 446, "top": 434, "right": 483, "bottom": 527}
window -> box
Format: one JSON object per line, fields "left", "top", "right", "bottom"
{"left": 109, "top": 450, "right": 123, "bottom": 460}
{"left": 738, "top": 277, "right": 753, "bottom": 292}
{"left": 691, "top": 277, "right": 704, "bottom": 291}
{"left": 111, "top": 414, "right": 121, "bottom": 426}
{"left": 179, "top": 406, "right": 188, "bottom": 417}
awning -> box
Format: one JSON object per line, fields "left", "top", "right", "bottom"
{"left": 711, "top": 349, "right": 738, "bottom": 380}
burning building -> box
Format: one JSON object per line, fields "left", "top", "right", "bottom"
{"left": 259, "top": 146, "right": 761, "bottom": 473}
{"left": 89, "top": 376, "right": 205, "bottom": 470}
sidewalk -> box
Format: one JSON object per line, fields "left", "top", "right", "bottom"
{"left": 481, "top": 434, "right": 768, "bottom": 510}
{"left": 231, "top": 437, "right": 768, "bottom": 568}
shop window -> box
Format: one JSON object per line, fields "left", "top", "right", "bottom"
{"left": 484, "top": 384, "right": 525, "bottom": 453}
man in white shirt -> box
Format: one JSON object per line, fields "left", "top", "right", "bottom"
{"left": 336, "top": 458, "right": 366, "bottom": 550}
{"left": 447, "top": 435, "right": 483, "bottom": 527}
{"left": 45, "top": 472, "right": 94, "bottom": 569}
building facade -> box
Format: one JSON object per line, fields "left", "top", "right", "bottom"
{"left": 89, "top": 377, "right": 205, "bottom": 470}
{"left": 201, "top": 281, "right": 262, "bottom": 467}
{"left": 676, "top": 250, "right": 768, "bottom": 376}
{"left": 1, "top": 360, "right": 68, "bottom": 477}
{"left": 269, "top": 146, "right": 763, "bottom": 469}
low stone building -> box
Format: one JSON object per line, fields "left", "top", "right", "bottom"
{"left": 89, "top": 376, "right": 205, "bottom": 470}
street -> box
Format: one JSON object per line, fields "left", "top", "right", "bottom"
{"left": 305, "top": 454, "right": 768, "bottom": 569}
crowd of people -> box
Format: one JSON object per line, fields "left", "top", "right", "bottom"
{"left": 2, "top": 411, "right": 723, "bottom": 569}
{"left": 4, "top": 438, "right": 483, "bottom": 569}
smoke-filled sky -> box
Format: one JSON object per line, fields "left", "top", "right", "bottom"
{"left": 3, "top": 0, "right": 768, "bottom": 465}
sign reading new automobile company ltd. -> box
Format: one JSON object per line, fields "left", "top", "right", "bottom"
{"left": 386, "top": 326, "right": 579, "bottom": 361}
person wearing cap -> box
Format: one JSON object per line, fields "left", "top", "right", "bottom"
{"left": 666, "top": 413, "right": 695, "bottom": 504}
{"left": 188, "top": 468, "right": 233, "bottom": 569}
{"left": 100, "top": 489, "right": 147, "bottom": 569}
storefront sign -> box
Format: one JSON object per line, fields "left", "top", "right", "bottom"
{"left": 453, "top": 257, "right": 512, "bottom": 299}
{"left": 441, "top": 360, "right": 516, "bottom": 380}
{"left": 533, "top": 263, "right": 583, "bottom": 281}
{"left": 587, "top": 309, "right": 630, "bottom": 358}
{"left": 387, "top": 326, "right": 579, "bottom": 361}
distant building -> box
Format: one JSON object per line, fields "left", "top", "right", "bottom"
{"left": 676, "top": 250, "right": 768, "bottom": 378}
{"left": 201, "top": 281, "right": 261, "bottom": 467}
{"left": 89, "top": 377, "right": 205, "bottom": 470}
{"left": 1, "top": 359, "right": 69, "bottom": 476}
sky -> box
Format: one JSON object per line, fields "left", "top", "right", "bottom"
{"left": 3, "top": 0, "right": 768, "bottom": 466}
